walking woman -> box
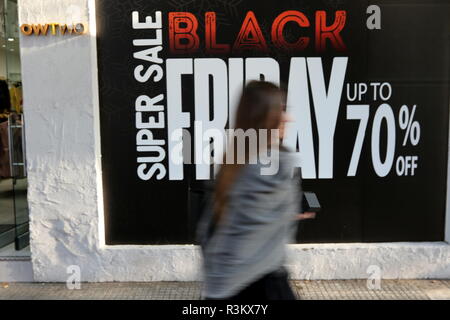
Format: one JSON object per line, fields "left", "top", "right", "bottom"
{"left": 196, "top": 81, "right": 315, "bottom": 300}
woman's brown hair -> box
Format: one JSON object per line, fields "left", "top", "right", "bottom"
{"left": 213, "top": 81, "right": 284, "bottom": 223}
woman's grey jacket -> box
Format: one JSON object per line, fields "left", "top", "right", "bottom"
{"left": 196, "top": 148, "right": 301, "bottom": 299}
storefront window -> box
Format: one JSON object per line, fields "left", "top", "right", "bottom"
{"left": 0, "top": 0, "right": 27, "bottom": 251}
{"left": 96, "top": 0, "right": 450, "bottom": 245}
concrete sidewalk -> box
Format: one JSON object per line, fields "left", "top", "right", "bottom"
{"left": 0, "top": 280, "right": 449, "bottom": 300}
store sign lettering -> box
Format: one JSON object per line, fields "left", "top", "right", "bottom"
{"left": 20, "top": 23, "right": 87, "bottom": 36}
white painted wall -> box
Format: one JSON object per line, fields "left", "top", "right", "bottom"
{"left": 12, "top": 0, "right": 450, "bottom": 282}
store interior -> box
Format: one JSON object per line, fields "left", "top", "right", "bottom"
{"left": 0, "top": 0, "right": 29, "bottom": 254}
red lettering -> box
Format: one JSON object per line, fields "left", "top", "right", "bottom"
{"left": 315, "top": 10, "right": 346, "bottom": 52}
{"left": 205, "top": 12, "right": 230, "bottom": 54}
{"left": 271, "top": 10, "right": 310, "bottom": 51}
{"left": 167, "top": 10, "right": 347, "bottom": 54}
{"left": 232, "top": 11, "right": 268, "bottom": 52}
{"left": 168, "top": 12, "right": 200, "bottom": 53}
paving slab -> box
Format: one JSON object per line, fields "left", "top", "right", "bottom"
{"left": 0, "top": 280, "right": 448, "bottom": 300}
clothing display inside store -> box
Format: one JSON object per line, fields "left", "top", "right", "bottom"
{"left": 0, "top": 79, "right": 22, "bottom": 115}
{"left": 0, "top": 79, "right": 11, "bottom": 117}
{"left": 0, "top": 78, "right": 23, "bottom": 179}
{"left": 10, "top": 82, "right": 23, "bottom": 113}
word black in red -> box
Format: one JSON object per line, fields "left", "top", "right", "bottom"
{"left": 168, "top": 10, "right": 347, "bottom": 54}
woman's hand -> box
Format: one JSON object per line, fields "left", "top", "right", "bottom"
{"left": 295, "top": 212, "right": 316, "bottom": 220}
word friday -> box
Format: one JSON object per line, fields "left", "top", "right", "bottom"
{"left": 131, "top": 11, "right": 348, "bottom": 181}
{"left": 134, "top": 57, "right": 348, "bottom": 181}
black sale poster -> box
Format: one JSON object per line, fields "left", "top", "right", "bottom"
{"left": 95, "top": 0, "right": 450, "bottom": 244}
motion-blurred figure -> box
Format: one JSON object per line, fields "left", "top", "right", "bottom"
{"left": 197, "top": 81, "right": 315, "bottom": 300}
